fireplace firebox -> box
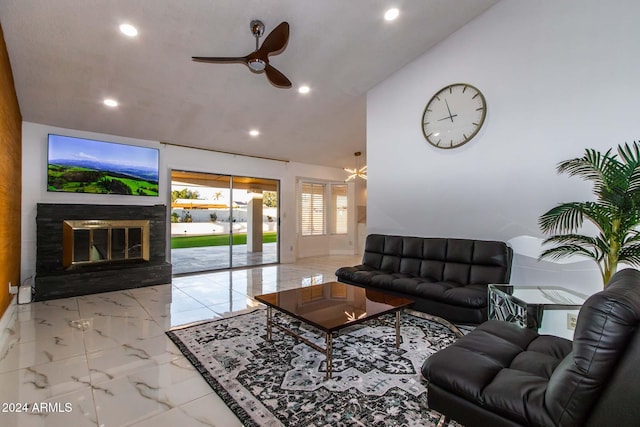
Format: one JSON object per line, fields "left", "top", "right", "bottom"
{"left": 62, "top": 219, "right": 150, "bottom": 268}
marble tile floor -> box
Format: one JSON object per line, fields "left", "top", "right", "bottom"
{"left": 0, "top": 255, "right": 361, "bottom": 427}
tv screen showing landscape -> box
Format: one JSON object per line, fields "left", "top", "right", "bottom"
{"left": 47, "top": 134, "right": 159, "bottom": 196}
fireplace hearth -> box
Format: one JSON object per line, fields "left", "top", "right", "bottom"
{"left": 35, "top": 203, "right": 172, "bottom": 301}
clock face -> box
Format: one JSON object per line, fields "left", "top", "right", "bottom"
{"left": 421, "top": 83, "right": 487, "bottom": 149}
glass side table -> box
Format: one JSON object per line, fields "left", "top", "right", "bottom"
{"left": 488, "top": 284, "right": 589, "bottom": 329}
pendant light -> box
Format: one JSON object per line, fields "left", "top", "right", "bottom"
{"left": 344, "top": 151, "right": 367, "bottom": 181}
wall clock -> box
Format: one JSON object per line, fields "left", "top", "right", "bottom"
{"left": 421, "top": 83, "right": 487, "bottom": 149}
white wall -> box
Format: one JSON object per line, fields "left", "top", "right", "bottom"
{"left": 21, "top": 122, "right": 354, "bottom": 282}
{"left": 367, "top": 0, "right": 640, "bottom": 337}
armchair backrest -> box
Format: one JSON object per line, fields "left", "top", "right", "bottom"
{"left": 544, "top": 268, "right": 640, "bottom": 427}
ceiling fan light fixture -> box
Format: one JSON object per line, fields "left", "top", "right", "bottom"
{"left": 248, "top": 58, "right": 266, "bottom": 72}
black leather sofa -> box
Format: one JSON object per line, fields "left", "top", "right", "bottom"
{"left": 335, "top": 234, "right": 513, "bottom": 324}
{"left": 422, "top": 268, "right": 640, "bottom": 427}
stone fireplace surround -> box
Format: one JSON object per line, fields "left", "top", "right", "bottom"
{"left": 35, "top": 203, "right": 172, "bottom": 301}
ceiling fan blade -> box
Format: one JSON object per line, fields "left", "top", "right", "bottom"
{"left": 264, "top": 64, "right": 292, "bottom": 88}
{"left": 192, "top": 56, "right": 248, "bottom": 64}
{"left": 257, "top": 22, "right": 289, "bottom": 57}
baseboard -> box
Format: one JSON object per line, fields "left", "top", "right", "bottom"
{"left": 329, "top": 249, "right": 357, "bottom": 256}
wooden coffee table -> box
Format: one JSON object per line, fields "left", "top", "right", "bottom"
{"left": 255, "top": 282, "right": 414, "bottom": 379}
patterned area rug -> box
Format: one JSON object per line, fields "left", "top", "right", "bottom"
{"left": 166, "top": 308, "right": 460, "bottom": 426}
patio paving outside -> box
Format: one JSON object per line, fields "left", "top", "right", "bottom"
{"left": 171, "top": 242, "right": 278, "bottom": 275}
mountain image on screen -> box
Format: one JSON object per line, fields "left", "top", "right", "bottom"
{"left": 52, "top": 159, "right": 159, "bottom": 182}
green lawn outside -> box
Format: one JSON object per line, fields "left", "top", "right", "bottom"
{"left": 171, "top": 232, "right": 278, "bottom": 249}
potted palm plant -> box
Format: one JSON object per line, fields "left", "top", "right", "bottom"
{"left": 538, "top": 142, "right": 640, "bottom": 286}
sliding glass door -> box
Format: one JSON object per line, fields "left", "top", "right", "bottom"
{"left": 170, "top": 170, "right": 279, "bottom": 274}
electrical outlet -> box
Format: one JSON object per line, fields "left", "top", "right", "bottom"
{"left": 8, "top": 281, "right": 18, "bottom": 295}
{"left": 567, "top": 313, "right": 578, "bottom": 330}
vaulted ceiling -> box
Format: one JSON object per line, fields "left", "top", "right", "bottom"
{"left": 0, "top": 0, "right": 499, "bottom": 168}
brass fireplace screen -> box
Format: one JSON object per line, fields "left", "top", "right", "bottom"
{"left": 62, "top": 219, "right": 150, "bottom": 268}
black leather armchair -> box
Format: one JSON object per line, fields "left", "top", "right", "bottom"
{"left": 421, "top": 268, "right": 640, "bottom": 427}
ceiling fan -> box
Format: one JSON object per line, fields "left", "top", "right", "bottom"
{"left": 192, "top": 20, "right": 292, "bottom": 88}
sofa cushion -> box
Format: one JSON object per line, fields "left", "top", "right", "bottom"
{"left": 334, "top": 265, "right": 381, "bottom": 286}
{"left": 337, "top": 271, "right": 489, "bottom": 308}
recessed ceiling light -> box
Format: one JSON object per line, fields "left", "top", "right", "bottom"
{"left": 119, "top": 23, "right": 138, "bottom": 37}
{"left": 249, "top": 129, "right": 260, "bottom": 137}
{"left": 298, "top": 85, "right": 310, "bottom": 94}
{"left": 103, "top": 98, "right": 118, "bottom": 107}
{"left": 384, "top": 8, "right": 400, "bottom": 21}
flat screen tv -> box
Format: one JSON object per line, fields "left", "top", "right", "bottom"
{"left": 47, "top": 134, "right": 159, "bottom": 196}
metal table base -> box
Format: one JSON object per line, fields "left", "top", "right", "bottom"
{"left": 265, "top": 306, "right": 402, "bottom": 380}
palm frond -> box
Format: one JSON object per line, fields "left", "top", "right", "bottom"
{"left": 618, "top": 243, "right": 640, "bottom": 266}
{"left": 594, "top": 235, "right": 611, "bottom": 259}
{"left": 556, "top": 148, "right": 614, "bottom": 174}
{"left": 623, "top": 230, "right": 640, "bottom": 244}
{"left": 542, "top": 233, "right": 605, "bottom": 260}
{"left": 623, "top": 141, "right": 640, "bottom": 193}
{"left": 542, "top": 233, "right": 600, "bottom": 247}
{"left": 581, "top": 202, "right": 615, "bottom": 235}
{"left": 619, "top": 209, "right": 640, "bottom": 233}
{"left": 539, "top": 202, "right": 613, "bottom": 235}
{"left": 617, "top": 141, "right": 640, "bottom": 167}
{"left": 556, "top": 149, "right": 613, "bottom": 186}
{"left": 539, "top": 203, "right": 586, "bottom": 233}
{"left": 627, "top": 166, "right": 640, "bottom": 192}
{"left": 538, "top": 244, "right": 599, "bottom": 262}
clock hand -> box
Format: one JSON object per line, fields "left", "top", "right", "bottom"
{"left": 438, "top": 114, "right": 458, "bottom": 121}
{"left": 445, "top": 99, "right": 455, "bottom": 122}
